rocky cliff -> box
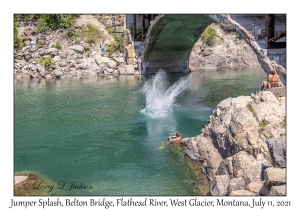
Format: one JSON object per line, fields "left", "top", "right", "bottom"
{"left": 189, "top": 23, "right": 260, "bottom": 71}
{"left": 14, "top": 15, "right": 140, "bottom": 81}
{"left": 182, "top": 88, "right": 286, "bottom": 196}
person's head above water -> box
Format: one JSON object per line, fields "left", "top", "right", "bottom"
{"left": 270, "top": 69, "right": 276, "bottom": 75}
{"left": 176, "top": 132, "right": 180, "bottom": 137}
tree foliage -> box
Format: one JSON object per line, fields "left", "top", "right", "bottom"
{"left": 105, "top": 32, "right": 126, "bottom": 57}
{"left": 34, "top": 56, "right": 55, "bottom": 67}
{"left": 14, "top": 21, "right": 24, "bottom": 51}
{"left": 201, "top": 26, "right": 217, "bottom": 45}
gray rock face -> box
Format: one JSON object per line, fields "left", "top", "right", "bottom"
{"left": 124, "top": 65, "right": 135, "bottom": 75}
{"left": 210, "top": 175, "right": 230, "bottom": 196}
{"left": 228, "top": 177, "right": 245, "bottom": 192}
{"left": 229, "top": 190, "right": 257, "bottom": 196}
{"left": 29, "top": 45, "right": 38, "bottom": 53}
{"left": 189, "top": 23, "right": 259, "bottom": 71}
{"left": 182, "top": 90, "right": 286, "bottom": 196}
{"left": 246, "top": 181, "right": 264, "bottom": 195}
{"left": 14, "top": 15, "right": 139, "bottom": 79}
{"left": 269, "top": 185, "right": 286, "bottom": 196}
{"left": 266, "top": 137, "right": 286, "bottom": 167}
{"left": 107, "top": 60, "right": 117, "bottom": 68}
{"left": 69, "top": 45, "right": 84, "bottom": 53}
{"left": 262, "top": 167, "right": 286, "bottom": 195}
{"left": 95, "top": 55, "right": 110, "bottom": 66}
{"left": 216, "top": 151, "right": 270, "bottom": 185}
{"left": 54, "top": 70, "right": 64, "bottom": 78}
{"left": 44, "top": 48, "right": 58, "bottom": 55}
{"left": 264, "top": 167, "right": 286, "bottom": 189}
{"left": 204, "top": 91, "right": 286, "bottom": 160}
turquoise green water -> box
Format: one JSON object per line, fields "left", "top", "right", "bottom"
{"left": 14, "top": 67, "right": 266, "bottom": 196}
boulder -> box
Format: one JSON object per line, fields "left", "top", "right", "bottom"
{"left": 29, "top": 45, "right": 38, "bottom": 53}
{"left": 210, "top": 175, "right": 230, "bottom": 196}
{"left": 95, "top": 55, "right": 110, "bottom": 65}
{"left": 30, "top": 36, "right": 37, "bottom": 42}
{"left": 45, "top": 48, "right": 58, "bottom": 55}
{"left": 24, "top": 54, "right": 32, "bottom": 62}
{"left": 269, "top": 185, "right": 286, "bottom": 196}
{"left": 24, "top": 40, "right": 30, "bottom": 46}
{"left": 14, "top": 53, "right": 23, "bottom": 60}
{"left": 262, "top": 167, "right": 286, "bottom": 195}
{"left": 87, "top": 70, "right": 97, "bottom": 76}
{"left": 24, "top": 26, "right": 33, "bottom": 36}
{"left": 37, "top": 39, "right": 46, "bottom": 47}
{"left": 53, "top": 56, "right": 61, "bottom": 62}
{"left": 78, "top": 64, "right": 88, "bottom": 70}
{"left": 107, "top": 60, "right": 117, "bottom": 68}
{"left": 44, "top": 74, "right": 53, "bottom": 79}
{"left": 60, "top": 51, "right": 68, "bottom": 58}
{"left": 69, "top": 50, "right": 75, "bottom": 56}
{"left": 83, "top": 43, "right": 91, "bottom": 50}
{"left": 21, "top": 46, "right": 31, "bottom": 52}
{"left": 36, "top": 64, "right": 45, "bottom": 72}
{"left": 246, "top": 181, "right": 264, "bottom": 195}
{"left": 228, "top": 177, "right": 245, "bottom": 192}
{"left": 105, "top": 68, "right": 115, "bottom": 74}
{"left": 14, "top": 176, "right": 28, "bottom": 185}
{"left": 50, "top": 51, "right": 59, "bottom": 57}
{"left": 113, "top": 70, "right": 119, "bottom": 74}
{"left": 54, "top": 70, "right": 64, "bottom": 78}
{"left": 182, "top": 137, "right": 202, "bottom": 161}
{"left": 264, "top": 167, "right": 286, "bottom": 188}
{"left": 118, "top": 65, "right": 126, "bottom": 74}
{"left": 229, "top": 190, "right": 257, "bottom": 196}
{"left": 39, "top": 49, "right": 45, "bottom": 56}
{"left": 248, "top": 91, "right": 286, "bottom": 141}
{"left": 266, "top": 137, "right": 286, "bottom": 167}
{"left": 216, "top": 151, "right": 271, "bottom": 185}
{"left": 76, "top": 53, "right": 83, "bottom": 59}
{"left": 124, "top": 65, "right": 135, "bottom": 74}
{"left": 60, "top": 60, "right": 67, "bottom": 67}
{"left": 69, "top": 45, "right": 84, "bottom": 53}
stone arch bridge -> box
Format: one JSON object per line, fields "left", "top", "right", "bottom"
{"left": 141, "top": 14, "right": 286, "bottom": 86}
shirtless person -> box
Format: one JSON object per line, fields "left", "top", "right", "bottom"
{"left": 260, "top": 69, "right": 281, "bottom": 91}
{"left": 168, "top": 132, "right": 182, "bottom": 144}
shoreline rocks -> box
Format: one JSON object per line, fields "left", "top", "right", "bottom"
{"left": 14, "top": 15, "right": 141, "bottom": 82}
{"left": 182, "top": 89, "right": 286, "bottom": 196}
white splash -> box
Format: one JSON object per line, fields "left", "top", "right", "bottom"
{"left": 141, "top": 70, "right": 189, "bottom": 117}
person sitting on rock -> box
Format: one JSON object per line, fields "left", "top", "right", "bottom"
{"left": 260, "top": 69, "right": 281, "bottom": 91}
{"left": 168, "top": 132, "right": 182, "bottom": 144}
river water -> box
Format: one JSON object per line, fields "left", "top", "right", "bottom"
{"left": 14, "top": 67, "right": 266, "bottom": 196}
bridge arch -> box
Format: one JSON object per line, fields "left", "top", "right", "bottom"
{"left": 141, "top": 14, "right": 286, "bottom": 86}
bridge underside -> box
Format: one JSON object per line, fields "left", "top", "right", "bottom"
{"left": 142, "top": 14, "right": 213, "bottom": 74}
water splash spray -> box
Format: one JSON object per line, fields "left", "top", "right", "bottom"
{"left": 141, "top": 70, "right": 189, "bottom": 117}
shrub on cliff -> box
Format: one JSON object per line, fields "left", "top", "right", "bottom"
{"left": 51, "top": 41, "right": 62, "bottom": 49}
{"left": 201, "top": 26, "right": 217, "bottom": 46}
{"left": 14, "top": 22, "right": 24, "bottom": 51}
{"left": 35, "top": 14, "right": 78, "bottom": 33}
{"left": 77, "top": 23, "right": 105, "bottom": 44}
{"left": 34, "top": 56, "right": 55, "bottom": 67}
{"left": 105, "top": 32, "right": 126, "bottom": 57}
